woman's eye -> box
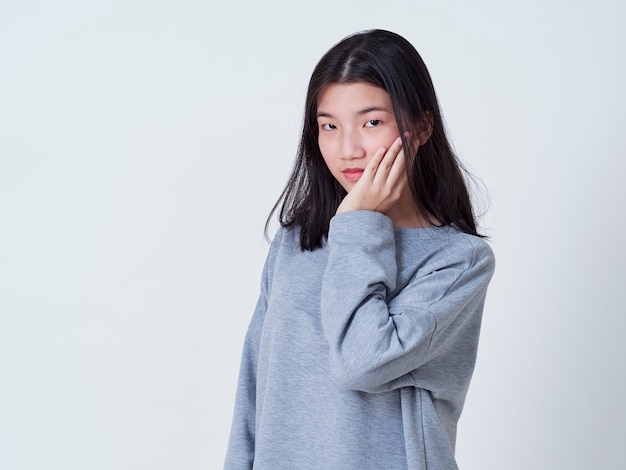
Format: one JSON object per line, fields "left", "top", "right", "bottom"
{"left": 321, "top": 123, "right": 336, "bottom": 131}
{"left": 365, "top": 119, "right": 381, "bottom": 127}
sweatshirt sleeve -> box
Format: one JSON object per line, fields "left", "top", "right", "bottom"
{"left": 320, "top": 211, "right": 495, "bottom": 394}
{"left": 223, "top": 232, "right": 281, "bottom": 469}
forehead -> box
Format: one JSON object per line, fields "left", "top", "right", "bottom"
{"left": 317, "top": 82, "right": 392, "bottom": 112}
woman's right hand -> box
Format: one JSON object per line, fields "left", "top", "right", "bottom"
{"left": 336, "top": 135, "right": 414, "bottom": 216}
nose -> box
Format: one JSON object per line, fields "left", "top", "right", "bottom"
{"left": 340, "top": 129, "right": 366, "bottom": 160}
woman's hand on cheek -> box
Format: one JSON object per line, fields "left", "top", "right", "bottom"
{"left": 336, "top": 136, "right": 410, "bottom": 216}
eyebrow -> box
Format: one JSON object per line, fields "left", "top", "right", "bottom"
{"left": 316, "top": 106, "right": 393, "bottom": 119}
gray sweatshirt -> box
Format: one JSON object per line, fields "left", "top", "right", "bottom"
{"left": 224, "top": 210, "right": 495, "bottom": 469}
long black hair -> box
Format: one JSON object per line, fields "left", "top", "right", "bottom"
{"left": 267, "top": 29, "right": 482, "bottom": 251}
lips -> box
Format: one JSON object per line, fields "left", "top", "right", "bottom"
{"left": 342, "top": 168, "right": 364, "bottom": 181}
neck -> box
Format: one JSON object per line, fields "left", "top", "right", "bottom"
{"left": 386, "top": 196, "right": 426, "bottom": 228}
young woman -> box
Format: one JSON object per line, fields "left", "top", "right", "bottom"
{"left": 224, "top": 29, "right": 495, "bottom": 470}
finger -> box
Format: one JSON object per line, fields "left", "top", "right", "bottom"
{"left": 364, "top": 147, "right": 387, "bottom": 179}
{"left": 407, "top": 133, "right": 420, "bottom": 157}
{"left": 387, "top": 147, "right": 407, "bottom": 186}
{"left": 381, "top": 136, "right": 403, "bottom": 170}
{"left": 410, "top": 137, "right": 420, "bottom": 155}
{"left": 374, "top": 136, "right": 403, "bottom": 184}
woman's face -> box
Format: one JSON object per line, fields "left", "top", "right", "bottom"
{"left": 316, "top": 82, "right": 400, "bottom": 192}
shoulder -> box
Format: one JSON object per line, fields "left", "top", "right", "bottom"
{"left": 442, "top": 228, "right": 494, "bottom": 270}
{"left": 267, "top": 225, "right": 303, "bottom": 256}
{"left": 426, "top": 227, "right": 496, "bottom": 288}
{"left": 407, "top": 225, "right": 493, "bottom": 268}
{"left": 263, "top": 225, "right": 312, "bottom": 274}
{"left": 391, "top": 227, "right": 494, "bottom": 308}
{"left": 395, "top": 225, "right": 495, "bottom": 290}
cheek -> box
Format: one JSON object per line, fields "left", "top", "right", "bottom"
{"left": 317, "top": 140, "right": 334, "bottom": 166}
{"left": 366, "top": 132, "right": 400, "bottom": 155}
{"left": 382, "top": 130, "right": 401, "bottom": 147}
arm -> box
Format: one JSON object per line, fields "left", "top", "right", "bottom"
{"left": 223, "top": 232, "right": 281, "bottom": 469}
{"left": 320, "top": 211, "right": 495, "bottom": 393}
{"left": 223, "top": 297, "right": 265, "bottom": 469}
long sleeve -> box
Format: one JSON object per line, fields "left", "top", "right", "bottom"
{"left": 223, "top": 298, "right": 265, "bottom": 469}
{"left": 223, "top": 233, "right": 281, "bottom": 469}
{"left": 321, "top": 210, "right": 495, "bottom": 394}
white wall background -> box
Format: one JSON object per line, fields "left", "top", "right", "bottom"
{"left": 1, "top": 1, "right": 624, "bottom": 468}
